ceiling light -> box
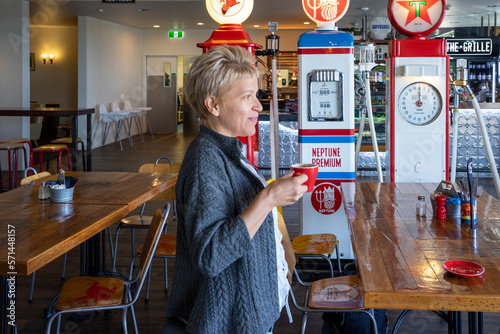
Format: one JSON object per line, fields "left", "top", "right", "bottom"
{"left": 253, "top": 25, "right": 260, "bottom": 28}
{"left": 153, "top": 25, "right": 160, "bottom": 28}
{"left": 197, "top": 22, "right": 204, "bottom": 26}
{"left": 303, "top": 22, "right": 310, "bottom": 25}
{"left": 97, "top": 9, "right": 104, "bottom": 13}
{"left": 360, "top": 7, "right": 369, "bottom": 11}
{"left": 138, "top": 8, "right": 150, "bottom": 12}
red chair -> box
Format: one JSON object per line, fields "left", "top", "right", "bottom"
{"left": 33, "top": 144, "right": 71, "bottom": 173}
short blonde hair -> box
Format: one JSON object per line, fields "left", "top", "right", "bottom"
{"left": 183, "top": 45, "right": 258, "bottom": 122}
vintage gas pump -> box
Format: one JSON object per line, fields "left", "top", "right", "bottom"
{"left": 386, "top": 0, "right": 449, "bottom": 182}
{"left": 298, "top": 0, "right": 355, "bottom": 259}
{"left": 199, "top": 0, "right": 261, "bottom": 167}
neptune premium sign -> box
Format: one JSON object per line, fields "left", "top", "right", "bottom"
{"left": 446, "top": 38, "right": 492, "bottom": 56}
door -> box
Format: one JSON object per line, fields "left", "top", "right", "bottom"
{"left": 146, "top": 56, "right": 178, "bottom": 133}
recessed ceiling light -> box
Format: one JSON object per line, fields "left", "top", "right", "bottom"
{"left": 303, "top": 22, "right": 310, "bottom": 25}
{"left": 197, "top": 22, "right": 204, "bottom": 26}
{"left": 253, "top": 25, "right": 260, "bottom": 28}
{"left": 360, "top": 7, "right": 369, "bottom": 11}
{"left": 138, "top": 8, "right": 150, "bottom": 12}
{"left": 153, "top": 25, "right": 160, "bottom": 28}
{"left": 97, "top": 9, "right": 104, "bottom": 13}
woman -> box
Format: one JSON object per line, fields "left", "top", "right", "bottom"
{"left": 166, "top": 45, "right": 308, "bottom": 333}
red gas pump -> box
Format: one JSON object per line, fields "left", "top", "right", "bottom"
{"left": 198, "top": 1, "right": 261, "bottom": 166}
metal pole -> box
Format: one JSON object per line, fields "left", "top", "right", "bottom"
{"left": 270, "top": 57, "right": 280, "bottom": 180}
{"left": 467, "top": 85, "right": 500, "bottom": 199}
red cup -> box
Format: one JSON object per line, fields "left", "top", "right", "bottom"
{"left": 291, "top": 163, "right": 318, "bottom": 192}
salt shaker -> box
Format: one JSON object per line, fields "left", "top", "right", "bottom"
{"left": 38, "top": 182, "right": 50, "bottom": 200}
{"left": 416, "top": 195, "right": 426, "bottom": 216}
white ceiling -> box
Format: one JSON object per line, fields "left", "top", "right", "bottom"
{"left": 29, "top": 0, "right": 500, "bottom": 32}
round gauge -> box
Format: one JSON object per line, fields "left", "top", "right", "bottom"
{"left": 397, "top": 82, "right": 442, "bottom": 126}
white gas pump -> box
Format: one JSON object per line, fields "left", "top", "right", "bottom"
{"left": 298, "top": 0, "right": 354, "bottom": 259}
{"left": 386, "top": 0, "right": 449, "bottom": 183}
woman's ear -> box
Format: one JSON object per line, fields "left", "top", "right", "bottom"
{"left": 205, "top": 96, "right": 220, "bottom": 117}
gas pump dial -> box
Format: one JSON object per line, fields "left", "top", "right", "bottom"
{"left": 308, "top": 69, "right": 343, "bottom": 121}
{"left": 397, "top": 81, "right": 443, "bottom": 126}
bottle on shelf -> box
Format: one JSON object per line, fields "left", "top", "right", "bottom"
{"left": 469, "top": 64, "right": 475, "bottom": 80}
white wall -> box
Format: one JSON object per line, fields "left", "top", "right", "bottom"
{"left": 78, "top": 16, "right": 143, "bottom": 148}
{"left": 0, "top": 0, "right": 30, "bottom": 170}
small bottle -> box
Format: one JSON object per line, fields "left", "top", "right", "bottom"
{"left": 39, "top": 182, "right": 50, "bottom": 200}
{"left": 416, "top": 195, "right": 426, "bottom": 216}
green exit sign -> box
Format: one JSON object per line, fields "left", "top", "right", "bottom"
{"left": 168, "top": 31, "right": 184, "bottom": 39}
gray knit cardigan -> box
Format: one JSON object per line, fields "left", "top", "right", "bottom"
{"left": 166, "top": 126, "right": 280, "bottom": 333}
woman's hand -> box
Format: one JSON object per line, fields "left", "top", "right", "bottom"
{"left": 265, "top": 171, "right": 308, "bottom": 208}
{"left": 241, "top": 171, "right": 308, "bottom": 238}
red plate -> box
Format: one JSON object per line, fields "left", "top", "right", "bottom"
{"left": 443, "top": 260, "right": 485, "bottom": 277}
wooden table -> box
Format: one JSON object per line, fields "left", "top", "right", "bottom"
{"left": 342, "top": 182, "right": 500, "bottom": 332}
{"left": 0, "top": 172, "right": 177, "bottom": 333}
{"left": 0, "top": 107, "right": 94, "bottom": 171}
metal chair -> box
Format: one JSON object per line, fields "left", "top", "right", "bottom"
{"left": 45, "top": 204, "right": 170, "bottom": 334}
{"left": 0, "top": 142, "right": 25, "bottom": 190}
{"left": 92, "top": 104, "right": 130, "bottom": 150}
{"left": 121, "top": 100, "right": 145, "bottom": 143}
{"left": 20, "top": 168, "right": 67, "bottom": 303}
{"left": 50, "top": 137, "right": 86, "bottom": 171}
{"left": 112, "top": 157, "right": 179, "bottom": 300}
{"left": 33, "top": 144, "right": 71, "bottom": 173}
{"left": 111, "top": 101, "right": 135, "bottom": 146}
{"left": 277, "top": 211, "right": 378, "bottom": 334}
{"left": 124, "top": 100, "right": 154, "bottom": 140}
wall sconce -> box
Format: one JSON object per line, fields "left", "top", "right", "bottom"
{"left": 41, "top": 53, "right": 55, "bottom": 64}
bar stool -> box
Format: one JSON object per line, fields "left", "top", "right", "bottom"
{"left": 33, "top": 144, "right": 71, "bottom": 173}
{"left": 0, "top": 142, "right": 25, "bottom": 189}
{"left": 51, "top": 137, "right": 86, "bottom": 171}
{"left": 1, "top": 138, "right": 34, "bottom": 170}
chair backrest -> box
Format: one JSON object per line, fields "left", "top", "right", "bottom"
{"left": 138, "top": 157, "right": 181, "bottom": 201}
{"left": 134, "top": 204, "right": 170, "bottom": 298}
{"left": 20, "top": 171, "right": 51, "bottom": 186}
{"left": 124, "top": 100, "right": 133, "bottom": 110}
{"left": 277, "top": 211, "right": 297, "bottom": 285}
{"left": 111, "top": 101, "right": 121, "bottom": 112}
{"left": 97, "top": 104, "right": 110, "bottom": 120}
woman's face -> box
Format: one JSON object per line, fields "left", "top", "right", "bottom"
{"left": 205, "top": 75, "right": 262, "bottom": 138}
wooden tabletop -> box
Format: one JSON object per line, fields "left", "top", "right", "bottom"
{"left": 342, "top": 182, "right": 500, "bottom": 313}
{"left": 0, "top": 172, "right": 177, "bottom": 276}
{"left": 0, "top": 172, "right": 177, "bottom": 211}
{"left": 0, "top": 107, "right": 94, "bottom": 117}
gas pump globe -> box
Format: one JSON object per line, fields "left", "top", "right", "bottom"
{"left": 385, "top": 0, "right": 449, "bottom": 182}
{"left": 297, "top": 0, "right": 355, "bottom": 259}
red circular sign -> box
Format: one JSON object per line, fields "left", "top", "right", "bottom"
{"left": 387, "top": 0, "right": 445, "bottom": 38}
{"left": 311, "top": 182, "right": 342, "bottom": 215}
{"left": 302, "top": 0, "right": 350, "bottom": 26}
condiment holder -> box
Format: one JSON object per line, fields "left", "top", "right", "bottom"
{"left": 47, "top": 177, "right": 78, "bottom": 203}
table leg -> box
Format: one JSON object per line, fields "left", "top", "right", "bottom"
{"left": 86, "top": 114, "right": 92, "bottom": 171}
{"left": 449, "top": 311, "right": 462, "bottom": 334}
{"left": 71, "top": 116, "right": 78, "bottom": 172}
{"left": 468, "top": 312, "right": 477, "bottom": 334}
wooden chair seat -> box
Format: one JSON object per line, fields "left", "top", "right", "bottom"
{"left": 0, "top": 143, "right": 24, "bottom": 149}
{"left": 55, "top": 276, "right": 124, "bottom": 310}
{"left": 51, "top": 137, "right": 83, "bottom": 143}
{"left": 120, "top": 214, "right": 154, "bottom": 226}
{"left": 292, "top": 233, "right": 336, "bottom": 255}
{"left": 309, "top": 275, "right": 364, "bottom": 310}
{"left": 33, "top": 144, "right": 68, "bottom": 152}
{"left": 138, "top": 234, "right": 176, "bottom": 257}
